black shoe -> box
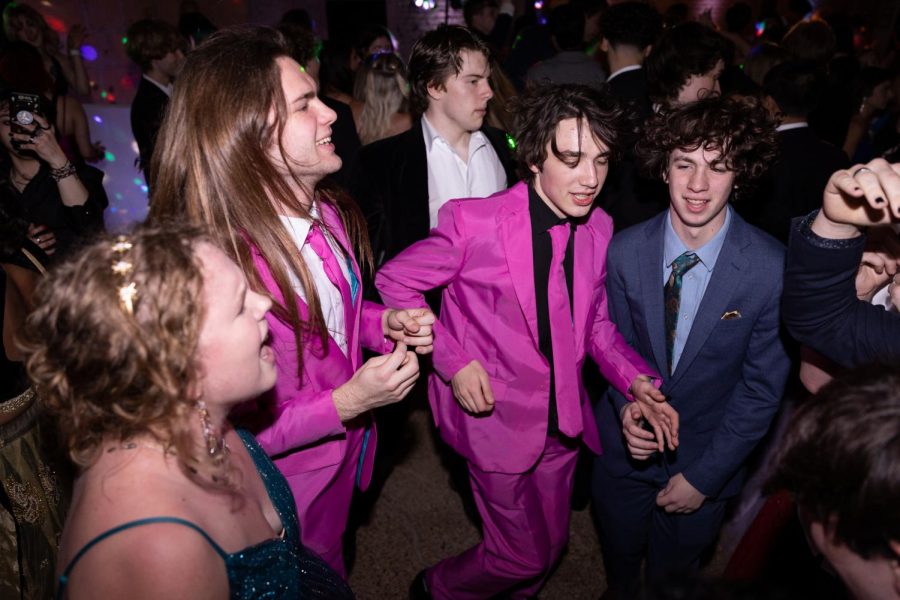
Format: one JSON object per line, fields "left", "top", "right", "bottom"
{"left": 409, "top": 569, "right": 431, "bottom": 600}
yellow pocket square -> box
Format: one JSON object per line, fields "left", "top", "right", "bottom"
{"left": 721, "top": 310, "right": 742, "bottom": 320}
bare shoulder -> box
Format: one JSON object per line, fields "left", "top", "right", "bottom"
{"left": 63, "top": 517, "right": 229, "bottom": 600}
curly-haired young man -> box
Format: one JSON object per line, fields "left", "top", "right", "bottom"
{"left": 592, "top": 95, "right": 790, "bottom": 596}
{"left": 376, "top": 84, "right": 677, "bottom": 599}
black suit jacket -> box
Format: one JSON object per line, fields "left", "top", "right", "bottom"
{"left": 352, "top": 121, "right": 516, "bottom": 267}
{"left": 130, "top": 77, "right": 170, "bottom": 181}
{"left": 605, "top": 67, "right": 652, "bottom": 126}
{"left": 320, "top": 96, "right": 362, "bottom": 192}
{"left": 739, "top": 126, "right": 849, "bottom": 243}
{"left": 597, "top": 67, "right": 669, "bottom": 232}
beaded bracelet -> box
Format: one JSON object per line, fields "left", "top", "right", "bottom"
{"left": 50, "top": 161, "right": 77, "bottom": 182}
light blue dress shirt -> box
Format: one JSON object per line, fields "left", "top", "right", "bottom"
{"left": 662, "top": 207, "right": 732, "bottom": 371}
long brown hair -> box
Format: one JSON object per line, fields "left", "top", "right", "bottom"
{"left": 149, "top": 26, "right": 372, "bottom": 380}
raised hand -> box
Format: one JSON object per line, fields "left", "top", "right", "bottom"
{"left": 814, "top": 159, "right": 900, "bottom": 239}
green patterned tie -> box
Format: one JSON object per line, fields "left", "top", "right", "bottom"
{"left": 664, "top": 252, "right": 701, "bottom": 374}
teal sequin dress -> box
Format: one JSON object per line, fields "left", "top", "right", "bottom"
{"left": 57, "top": 430, "right": 355, "bottom": 599}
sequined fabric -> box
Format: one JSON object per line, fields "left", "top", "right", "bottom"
{"left": 232, "top": 429, "right": 355, "bottom": 599}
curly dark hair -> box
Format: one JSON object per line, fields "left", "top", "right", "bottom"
{"left": 765, "top": 363, "right": 900, "bottom": 561}
{"left": 645, "top": 22, "right": 730, "bottom": 105}
{"left": 637, "top": 95, "right": 776, "bottom": 201}
{"left": 19, "top": 223, "right": 213, "bottom": 477}
{"left": 511, "top": 83, "right": 627, "bottom": 183}
{"left": 599, "top": 1, "right": 663, "bottom": 51}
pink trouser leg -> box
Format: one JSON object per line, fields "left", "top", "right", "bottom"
{"left": 279, "top": 428, "right": 365, "bottom": 579}
{"left": 427, "top": 436, "right": 579, "bottom": 599}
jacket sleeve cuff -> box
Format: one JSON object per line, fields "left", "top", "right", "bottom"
{"left": 252, "top": 389, "right": 346, "bottom": 457}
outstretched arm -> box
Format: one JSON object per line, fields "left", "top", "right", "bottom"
{"left": 783, "top": 159, "right": 900, "bottom": 366}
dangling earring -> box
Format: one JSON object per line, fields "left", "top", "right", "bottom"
{"left": 197, "top": 400, "right": 229, "bottom": 460}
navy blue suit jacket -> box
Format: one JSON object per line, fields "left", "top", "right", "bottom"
{"left": 595, "top": 210, "right": 790, "bottom": 499}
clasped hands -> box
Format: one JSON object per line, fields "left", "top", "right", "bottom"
{"left": 623, "top": 376, "right": 679, "bottom": 455}
{"left": 621, "top": 383, "right": 703, "bottom": 513}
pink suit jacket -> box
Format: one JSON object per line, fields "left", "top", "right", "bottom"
{"left": 376, "top": 182, "right": 656, "bottom": 474}
{"left": 244, "top": 200, "right": 392, "bottom": 492}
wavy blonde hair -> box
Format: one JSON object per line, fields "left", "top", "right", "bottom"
{"left": 356, "top": 52, "right": 410, "bottom": 145}
{"left": 19, "top": 224, "right": 214, "bottom": 477}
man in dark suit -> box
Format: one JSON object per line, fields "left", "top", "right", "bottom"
{"left": 739, "top": 60, "right": 850, "bottom": 243}
{"left": 596, "top": 1, "right": 665, "bottom": 231}
{"left": 592, "top": 96, "right": 790, "bottom": 596}
{"left": 600, "top": 1, "right": 661, "bottom": 124}
{"left": 125, "top": 20, "right": 185, "bottom": 184}
{"left": 352, "top": 25, "right": 515, "bottom": 269}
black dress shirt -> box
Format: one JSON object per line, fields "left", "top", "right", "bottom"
{"left": 528, "top": 185, "right": 574, "bottom": 435}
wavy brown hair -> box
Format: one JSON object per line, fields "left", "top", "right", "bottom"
{"left": 407, "top": 24, "right": 490, "bottom": 117}
{"left": 637, "top": 95, "right": 777, "bottom": 202}
{"left": 149, "top": 26, "right": 372, "bottom": 380}
{"left": 19, "top": 224, "right": 211, "bottom": 476}
{"left": 511, "top": 83, "right": 627, "bottom": 183}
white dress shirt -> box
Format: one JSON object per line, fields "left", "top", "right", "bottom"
{"left": 422, "top": 116, "right": 507, "bottom": 229}
{"left": 775, "top": 121, "right": 809, "bottom": 132}
{"left": 279, "top": 205, "right": 354, "bottom": 355}
{"left": 142, "top": 74, "right": 173, "bottom": 97}
{"left": 606, "top": 64, "right": 642, "bottom": 83}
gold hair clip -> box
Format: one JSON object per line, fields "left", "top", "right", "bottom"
{"left": 111, "top": 235, "right": 137, "bottom": 314}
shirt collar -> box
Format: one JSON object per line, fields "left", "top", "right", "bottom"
{"left": 776, "top": 121, "right": 809, "bottom": 132}
{"left": 663, "top": 206, "right": 732, "bottom": 273}
{"left": 279, "top": 202, "right": 319, "bottom": 242}
{"left": 607, "top": 64, "right": 642, "bottom": 82}
{"left": 421, "top": 115, "right": 487, "bottom": 156}
{"left": 143, "top": 74, "right": 173, "bottom": 96}
{"left": 528, "top": 184, "right": 567, "bottom": 234}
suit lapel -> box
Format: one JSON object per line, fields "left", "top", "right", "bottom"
{"left": 499, "top": 184, "right": 540, "bottom": 349}
{"left": 639, "top": 215, "right": 669, "bottom": 375}
{"left": 406, "top": 123, "right": 430, "bottom": 237}
{"left": 669, "top": 217, "right": 749, "bottom": 386}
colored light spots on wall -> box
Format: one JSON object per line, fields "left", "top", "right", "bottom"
{"left": 119, "top": 75, "right": 136, "bottom": 90}
{"left": 92, "top": 115, "right": 103, "bottom": 124}
{"left": 755, "top": 21, "right": 766, "bottom": 37}
{"left": 122, "top": 37, "right": 128, "bottom": 45}
{"left": 133, "top": 178, "right": 143, "bottom": 186}
{"left": 105, "top": 151, "right": 116, "bottom": 162}
{"left": 80, "top": 45, "right": 98, "bottom": 61}
{"left": 45, "top": 16, "right": 65, "bottom": 33}
{"left": 100, "top": 90, "right": 107, "bottom": 99}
